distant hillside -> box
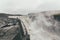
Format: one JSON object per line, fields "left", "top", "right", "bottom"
{"left": 0, "top": 13, "right": 23, "bottom": 18}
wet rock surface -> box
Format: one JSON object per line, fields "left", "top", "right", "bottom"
{"left": 0, "top": 14, "right": 30, "bottom": 40}
{"left": 1, "top": 10, "right": 60, "bottom": 40}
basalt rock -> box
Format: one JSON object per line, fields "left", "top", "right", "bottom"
{"left": 0, "top": 13, "right": 30, "bottom": 40}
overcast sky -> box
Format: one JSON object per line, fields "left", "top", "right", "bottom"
{"left": 0, "top": 0, "right": 60, "bottom": 13}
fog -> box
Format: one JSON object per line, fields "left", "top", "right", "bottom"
{"left": 0, "top": 0, "right": 60, "bottom": 14}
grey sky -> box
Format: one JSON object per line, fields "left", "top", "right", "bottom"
{"left": 0, "top": 0, "right": 42, "bottom": 10}
{"left": 37, "top": 0, "right": 60, "bottom": 11}
{"left": 0, "top": 0, "right": 60, "bottom": 13}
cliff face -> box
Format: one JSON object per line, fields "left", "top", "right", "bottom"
{"left": 0, "top": 14, "right": 30, "bottom": 40}
{"left": 0, "top": 18, "right": 20, "bottom": 40}
{"left": 1, "top": 10, "right": 60, "bottom": 40}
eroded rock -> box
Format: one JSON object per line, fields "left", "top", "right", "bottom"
{"left": 0, "top": 14, "right": 30, "bottom": 40}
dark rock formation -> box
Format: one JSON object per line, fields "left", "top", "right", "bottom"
{"left": 0, "top": 13, "right": 30, "bottom": 40}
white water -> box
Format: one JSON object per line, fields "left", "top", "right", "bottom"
{"left": 29, "top": 13, "right": 60, "bottom": 40}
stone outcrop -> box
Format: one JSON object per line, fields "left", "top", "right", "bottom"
{"left": 1, "top": 10, "right": 60, "bottom": 40}
{"left": 0, "top": 14, "right": 30, "bottom": 40}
